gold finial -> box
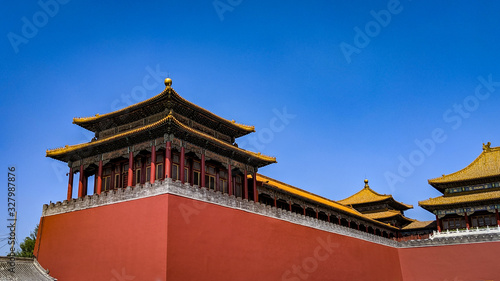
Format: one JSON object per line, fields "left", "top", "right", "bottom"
{"left": 483, "top": 142, "right": 491, "bottom": 152}
{"left": 164, "top": 77, "right": 172, "bottom": 87}
{"left": 364, "top": 179, "right": 369, "bottom": 188}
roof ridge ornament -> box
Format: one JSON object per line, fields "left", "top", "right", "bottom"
{"left": 483, "top": 141, "right": 491, "bottom": 152}
{"left": 164, "top": 77, "right": 172, "bottom": 88}
{"left": 364, "top": 179, "right": 369, "bottom": 188}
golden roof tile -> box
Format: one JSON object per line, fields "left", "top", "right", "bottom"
{"left": 418, "top": 190, "right": 500, "bottom": 207}
{"left": 338, "top": 179, "right": 413, "bottom": 210}
{"left": 256, "top": 174, "right": 399, "bottom": 230}
{"left": 402, "top": 220, "right": 436, "bottom": 230}
{"left": 364, "top": 210, "right": 404, "bottom": 220}
{"left": 47, "top": 114, "right": 276, "bottom": 163}
{"left": 73, "top": 85, "right": 255, "bottom": 133}
{"left": 428, "top": 143, "right": 500, "bottom": 185}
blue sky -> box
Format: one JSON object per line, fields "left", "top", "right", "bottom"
{"left": 2, "top": 0, "right": 500, "bottom": 253}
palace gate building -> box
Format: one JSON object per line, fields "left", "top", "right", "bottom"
{"left": 420, "top": 142, "right": 500, "bottom": 231}
{"left": 35, "top": 77, "right": 500, "bottom": 281}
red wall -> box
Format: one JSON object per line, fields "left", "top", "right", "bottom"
{"left": 36, "top": 195, "right": 170, "bottom": 281}
{"left": 166, "top": 195, "right": 403, "bottom": 281}
{"left": 398, "top": 242, "right": 500, "bottom": 281}
{"left": 35, "top": 194, "right": 500, "bottom": 281}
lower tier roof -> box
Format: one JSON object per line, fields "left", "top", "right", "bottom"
{"left": 47, "top": 113, "right": 276, "bottom": 167}
{"left": 402, "top": 220, "right": 436, "bottom": 230}
{"left": 256, "top": 174, "right": 399, "bottom": 230}
{"left": 363, "top": 210, "right": 413, "bottom": 223}
{"left": 419, "top": 190, "right": 500, "bottom": 208}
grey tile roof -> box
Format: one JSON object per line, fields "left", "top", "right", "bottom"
{"left": 0, "top": 257, "right": 56, "bottom": 281}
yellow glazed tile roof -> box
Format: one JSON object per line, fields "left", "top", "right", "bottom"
{"left": 73, "top": 85, "right": 255, "bottom": 132}
{"left": 47, "top": 114, "right": 276, "bottom": 163}
{"left": 364, "top": 210, "right": 405, "bottom": 220}
{"left": 402, "top": 220, "right": 436, "bottom": 230}
{"left": 429, "top": 144, "right": 500, "bottom": 185}
{"left": 256, "top": 174, "right": 399, "bottom": 230}
{"left": 337, "top": 180, "right": 413, "bottom": 210}
{"left": 418, "top": 190, "right": 500, "bottom": 207}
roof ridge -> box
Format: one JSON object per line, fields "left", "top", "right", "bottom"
{"left": 73, "top": 85, "right": 255, "bottom": 133}
{"left": 337, "top": 182, "right": 391, "bottom": 204}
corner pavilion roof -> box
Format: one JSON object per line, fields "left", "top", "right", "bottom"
{"left": 418, "top": 190, "right": 500, "bottom": 209}
{"left": 428, "top": 143, "right": 500, "bottom": 191}
{"left": 47, "top": 113, "right": 276, "bottom": 166}
{"left": 73, "top": 78, "right": 254, "bottom": 138}
{"left": 256, "top": 174, "right": 399, "bottom": 230}
{"left": 337, "top": 179, "right": 413, "bottom": 211}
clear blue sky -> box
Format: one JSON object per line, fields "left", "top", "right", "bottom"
{"left": 2, "top": 0, "right": 500, "bottom": 253}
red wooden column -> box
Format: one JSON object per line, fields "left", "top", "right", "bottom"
{"left": 348, "top": 221, "right": 351, "bottom": 228}
{"left": 243, "top": 169, "right": 248, "bottom": 199}
{"left": 67, "top": 167, "right": 73, "bottom": 201}
{"left": 96, "top": 160, "right": 103, "bottom": 195}
{"left": 127, "top": 151, "right": 133, "bottom": 187}
{"left": 464, "top": 212, "right": 470, "bottom": 230}
{"left": 200, "top": 153, "right": 206, "bottom": 188}
{"left": 165, "top": 141, "right": 172, "bottom": 179}
{"left": 436, "top": 215, "right": 442, "bottom": 232}
{"left": 302, "top": 207, "right": 306, "bottom": 216}
{"left": 315, "top": 210, "right": 318, "bottom": 219}
{"left": 273, "top": 196, "right": 277, "bottom": 207}
{"left": 327, "top": 214, "right": 330, "bottom": 223}
{"left": 252, "top": 172, "right": 258, "bottom": 202}
{"left": 82, "top": 176, "right": 88, "bottom": 196}
{"left": 78, "top": 165, "right": 84, "bottom": 198}
{"left": 338, "top": 217, "right": 341, "bottom": 225}
{"left": 496, "top": 209, "right": 500, "bottom": 227}
{"left": 179, "top": 146, "right": 185, "bottom": 184}
{"left": 288, "top": 201, "right": 292, "bottom": 212}
{"left": 228, "top": 164, "right": 233, "bottom": 196}
{"left": 150, "top": 145, "right": 156, "bottom": 184}
{"left": 357, "top": 223, "right": 360, "bottom": 230}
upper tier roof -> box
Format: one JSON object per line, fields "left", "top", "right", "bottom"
{"left": 428, "top": 143, "right": 500, "bottom": 191}
{"left": 256, "top": 174, "right": 399, "bottom": 230}
{"left": 47, "top": 113, "right": 276, "bottom": 167}
{"left": 337, "top": 179, "right": 413, "bottom": 210}
{"left": 73, "top": 79, "right": 255, "bottom": 138}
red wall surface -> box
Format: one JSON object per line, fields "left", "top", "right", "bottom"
{"left": 35, "top": 195, "right": 170, "bottom": 281}
{"left": 399, "top": 242, "right": 500, "bottom": 281}
{"left": 167, "top": 195, "right": 403, "bottom": 281}
{"left": 35, "top": 194, "right": 500, "bottom": 281}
